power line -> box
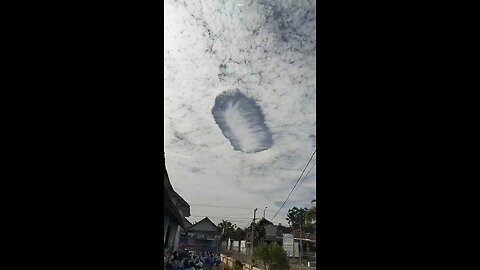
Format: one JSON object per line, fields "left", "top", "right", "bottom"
{"left": 266, "top": 209, "right": 287, "bottom": 215}
{"left": 189, "top": 215, "right": 252, "bottom": 220}
{"left": 294, "top": 161, "right": 316, "bottom": 193}
{"left": 190, "top": 204, "right": 255, "bottom": 210}
{"left": 271, "top": 149, "right": 316, "bottom": 221}
{"left": 190, "top": 203, "right": 288, "bottom": 215}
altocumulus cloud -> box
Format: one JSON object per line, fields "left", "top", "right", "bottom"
{"left": 164, "top": 0, "right": 316, "bottom": 227}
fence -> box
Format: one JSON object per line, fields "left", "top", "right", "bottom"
{"left": 221, "top": 241, "right": 316, "bottom": 270}
{"left": 221, "top": 243, "right": 264, "bottom": 269}
{"left": 220, "top": 254, "right": 262, "bottom": 270}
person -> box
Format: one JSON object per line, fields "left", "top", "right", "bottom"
{"left": 171, "top": 253, "right": 180, "bottom": 270}
{"left": 209, "top": 254, "right": 214, "bottom": 269}
{"left": 185, "top": 261, "right": 195, "bottom": 270}
{"left": 177, "top": 255, "right": 185, "bottom": 270}
{"left": 203, "top": 254, "right": 209, "bottom": 270}
{"left": 195, "top": 258, "right": 204, "bottom": 270}
{"left": 203, "top": 252, "right": 208, "bottom": 264}
{"left": 169, "top": 251, "right": 175, "bottom": 265}
{"left": 165, "top": 250, "right": 172, "bottom": 269}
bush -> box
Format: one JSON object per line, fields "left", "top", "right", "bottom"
{"left": 254, "top": 242, "right": 289, "bottom": 270}
{"left": 269, "top": 243, "right": 289, "bottom": 270}
{"left": 254, "top": 242, "right": 271, "bottom": 269}
{"left": 233, "top": 259, "right": 243, "bottom": 270}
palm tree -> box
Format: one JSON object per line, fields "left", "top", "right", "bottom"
{"left": 218, "top": 220, "right": 236, "bottom": 240}
{"left": 305, "top": 207, "right": 316, "bottom": 223}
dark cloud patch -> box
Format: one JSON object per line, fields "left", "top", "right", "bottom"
{"left": 191, "top": 167, "right": 205, "bottom": 174}
{"left": 212, "top": 90, "right": 273, "bottom": 153}
{"left": 259, "top": 0, "right": 316, "bottom": 54}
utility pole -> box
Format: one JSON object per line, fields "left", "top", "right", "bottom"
{"left": 222, "top": 227, "right": 225, "bottom": 252}
{"left": 311, "top": 199, "right": 316, "bottom": 263}
{"left": 250, "top": 208, "right": 257, "bottom": 266}
{"left": 300, "top": 211, "right": 304, "bottom": 270}
{"left": 263, "top": 206, "right": 267, "bottom": 219}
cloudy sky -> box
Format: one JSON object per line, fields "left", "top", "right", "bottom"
{"left": 164, "top": 0, "right": 316, "bottom": 228}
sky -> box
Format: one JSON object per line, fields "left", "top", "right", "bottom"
{"left": 164, "top": 0, "right": 316, "bottom": 229}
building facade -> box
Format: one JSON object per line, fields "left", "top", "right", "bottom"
{"left": 264, "top": 224, "right": 283, "bottom": 244}
{"left": 179, "top": 217, "right": 221, "bottom": 252}
{"left": 164, "top": 156, "right": 190, "bottom": 251}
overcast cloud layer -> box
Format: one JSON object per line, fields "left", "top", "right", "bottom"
{"left": 164, "top": 0, "right": 316, "bottom": 228}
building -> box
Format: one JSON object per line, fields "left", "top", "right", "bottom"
{"left": 164, "top": 155, "right": 191, "bottom": 251}
{"left": 264, "top": 224, "right": 283, "bottom": 244}
{"left": 179, "top": 217, "right": 221, "bottom": 252}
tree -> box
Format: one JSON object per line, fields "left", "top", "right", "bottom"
{"left": 253, "top": 242, "right": 270, "bottom": 270}
{"left": 304, "top": 206, "right": 316, "bottom": 235}
{"left": 305, "top": 207, "right": 316, "bottom": 224}
{"left": 269, "top": 242, "right": 289, "bottom": 270}
{"left": 246, "top": 221, "right": 266, "bottom": 245}
{"left": 232, "top": 227, "right": 246, "bottom": 240}
{"left": 254, "top": 242, "right": 289, "bottom": 270}
{"left": 286, "top": 207, "right": 308, "bottom": 230}
{"left": 218, "top": 220, "right": 236, "bottom": 241}
{"left": 304, "top": 223, "right": 315, "bottom": 234}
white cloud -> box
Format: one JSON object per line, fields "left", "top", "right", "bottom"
{"left": 164, "top": 0, "right": 316, "bottom": 228}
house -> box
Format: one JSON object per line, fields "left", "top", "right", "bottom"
{"left": 179, "top": 217, "right": 221, "bottom": 252}
{"left": 264, "top": 224, "right": 283, "bottom": 244}
{"left": 251, "top": 219, "right": 283, "bottom": 245}
{"left": 164, "top": 154, "right": 191, "bottom": 251}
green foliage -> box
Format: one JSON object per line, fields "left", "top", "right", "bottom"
{"left": 254, "top": 242, "right": 270, "bottom": 269}
{"left": 233, "top": 259, "right": 243, "bottom": 270}
{"left": 245, "top": 218, "right": 274, "bottom": 244}
{"left": 218, "top": 220, "right": 247, "bottom": 241}
{"left": 305, "top": 207, "right": 316, "bottom": 223}
{"left": 254, "top": 242, "right": 289, "bottom": 270}
{"left": 218, "top": 220, "right": 236, "bottom": 241}
{"left": 246, "top": 221, "right": 267, "bottom": 245}
{"left": 286, "top": 207, "right": 308, "bottom": 230}
{"left": 304, "top": 206, "right": 316, "bottom": 234}
{"left": 269, "top": 243, "right": 289, "bottom": 270}
{"left": 304, "top": 222, "right": 315, "bottom": 234}
{"left": 233, "top": 227, "right": 246, "bottom": 240}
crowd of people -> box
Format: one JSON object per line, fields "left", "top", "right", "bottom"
{"left": 164, "top": 250, "right": 221, "bottom": 270}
